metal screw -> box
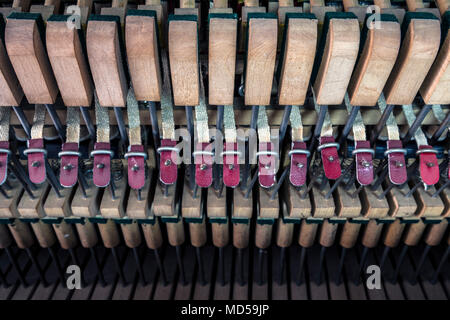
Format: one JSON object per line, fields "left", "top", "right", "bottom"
{"left": 200, "top": 164, "right": 208, "bottom": 171}
{"left": 395, "top": 161, "right": 404, "bottom": 168}
{"left": 132, "top": 164, "right": 139, "bottom": 172}
{"left": 96, "top": 163, "right": 105, "bottom": 169}
{"left": 426, "top": 162, "right": 435, "bottom": 168}
{"left": 328, "top": 156, "right": 334, "bottom": 162}
{"left": 32, "top": 161, "right": 40, "bottom": 168}
{"left": 164, "top": 159, "right": 172, "bottom": 166}
{"left": 228, "top": 164, "right": 234, "bottom": 170}
{"left": 297, "top": 162, "right": 304, "bottom": 168}
{"left": 63, "top": 164, "right": 73, "bottom": 171}
{"left": 265, "top": 164, "right": 271, "bottom": 170}
{"left": 361, "top": 161, "right": 370, "bottom": 168}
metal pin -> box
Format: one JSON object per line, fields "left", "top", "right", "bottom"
{"left": 370, "top": 167, "right": 389, "bottom": 192}
{"left": 392, "top": 244, "right": 409, "bottom": 284}
{"left": 148, "top": 101, "right": 161, "bottom": 169}
{"left": 0, "top": 186, "right": 9, "bottom": 199}
{"left": 113, "top": 107, "right": 129, "bottom": 145}
{"left": 430, "top": 112, "right": 450, "bottom": 144}
{"left": 45, "top": 161, "right": 62, "bottom": 198}
{"left": 279, "top": 106, "right": 292, "bottom": 150}
{"left": 215, "top": 105, "right": 224, "bottom": 191}
{"left": 196, "top": 246, "right": 206, "bottom": 285}
{"left": 336, "top": 247, "right": 346, "bottom": 285}
{"left": 242, "top": 106, "right": 259, "bottom": 190}
{"left": 338, "top": 106, "right": 360, "bottom": 147}
{"left": 185, "top": 106, "right": 195, "bottom": 191}
{"left": 218, "top": 246, "right": 225, "bottom": 287}
{"left": 325, "top": 162, "right": 354, "bottom": 199}
{"left": 132, "top": 247, "right": 146, "bottom": 285}
{"left": 10, "top": 154, "right": 35, "bottom": 191}
{"left": 154, "top": 248, "right": 167, "bottom": 286}
{"left": 137, "top": 189, "right": 142, "bottom": 201}
{"left": 431, "top": 246, "right": 449, "bottom": 284}
{"left": 402, "top": 104, "right": 432, "bottom": 145}
{"left": 371, "top": 104, "right": 395, "bottom": 145}
{"left": 379, "top": 246, "right": 390, "bottom": 270}
{"left": 26, "top": 248, "right": 47, "bottom": 286}
{"left": 310, "top": 105, "right": 328, "bottom": 153}
{"left": 378, "top": 183, "right": 395, "bottom": 200}
{"left": 176, "top": 245, "right": 186, "bottom": 286}
{"left": 80, "top": 107, "right": 96, "bottom": 140}
{"left": 432, "top": 180, "right": 450, "bottom": 198}
{"left": 296, "top": 246, "right": 307, "bottom": 285}
{"left": 47, "top": 246, "right": 65, "bottom": 285}
{"left": 111, "top": 247, "right": 127, "bottom": 286}
{"left": 164, "top": 184, "right": 169, "bottom": 197}
{"left": 45, "top": 104, "right": 66, "bottom": 141}
{"left": 193, "top": 183, "right": 198, "bottom": 199}
{"left": 89, "top": 247, "right": 106, "bottom": 286}
{"left": 237, "top": 248, "right": 245, "bottom": 286}
{"left": 4, "top": 247, "right": 27, "bottom": 286}
{"left": 357, "top": 246, "right": 369, "bottom": 284}
{"left": 405, "top": 182, "right": 421, "bottom": 198}
{"left": 257, "top": 248, "right": 265, "bottom": 286}
{"left": 412, "top": 245, "right": 431, "bottom": 283}
{"left": 0, "top": 263, "right": 6, "bottom": 286}
{"left": 78, "top": 171, "right": 88, "bottom": 199}
{"left": 270, "top": 167, "right": 289, "bottom": 200}
{"left": 12, "top": 106, "right": 31, "bottom": 139}
{"left": 317, "top": 246, "right": 326, "bottom": 285}
{"left": 109, "top": 178, "right": 117, "bottom": 200}
{"left": 278, "top": 246, "right": 286, "bottom": 286}
{"left": 244, "top": 171, "right": 258, "bottom": 199}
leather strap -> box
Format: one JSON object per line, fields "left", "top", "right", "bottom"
{"left": 59, "top": 142, "right": 79, "bottom": 187}
{"left": 59, "top": 107, "right": 80, "bottom": 188}
{"left": 126, "top": 145, "right": 146, "bottom": 190}
{"left": 345, "top": 93, "right": 373, "bottom": 186}
{"left": 378, "top": 94, "right": 405, "bottom": 185}
{"left": 223, "top": 105, "right": 239, "bottom": 187}
{"left": 417, "top": 145, "right": 439, "bottom": 186}
{"left": 258, "top": 142, "right": 277, "bottom": 188}
{"left": 194, "top": 67, "right": 212, "bottom": 188}
{"left": 26, "top": 105, "right": 46, "bottom": 184}
{"left": 126, "top": 86, "right": 146, "bottom": 190}
{"left": 27, "top": 138, "right": 46, "bottom": 184}
{"left": 159, "top": 139, "right": 179, "bottom": 185}
{"left": 313, "top": 87, "right": 341, "bottom": 180}
{"left": 222, "top": 142, "right": 240, "bottom": 187}
{"left": 92, "top": 142, "right": 112, "bottom": 188}
{"left": 195, "top": 142, "right": 214, "bottom": 188}
{"left": 289, "top": 141, "right": 308, "bottom": 187}
{"left": 403, "top": 104, "right": 439, "bottom": 186}
{"left": 93, "top": 92, "right": 111, "bottom": 188}
{"left": 0, "top": 141, "right": 9, "bottom": 186}
{"left": 319, "top": 136, "right": 341, "bottom": 180}
{"left": 158, "top": 52, "right": 178, "bottom": 185}
{"left": 386, "top": 140, "right": 407, "bottom": 185}
{"left": 289, "top": 105, "right": 308, "bottom": 186}
{"left": 257, "top": 105, "right": 277, "bottom": 188}
{"left": 0, "top": 107, "right": 11, "bottom": 185}
{"left": 353, "top": 140, "right": 374, "bottom": 186}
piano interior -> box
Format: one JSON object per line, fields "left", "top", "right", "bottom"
{"left": 0, "top": 0, "right": 448, "bottom": 301}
